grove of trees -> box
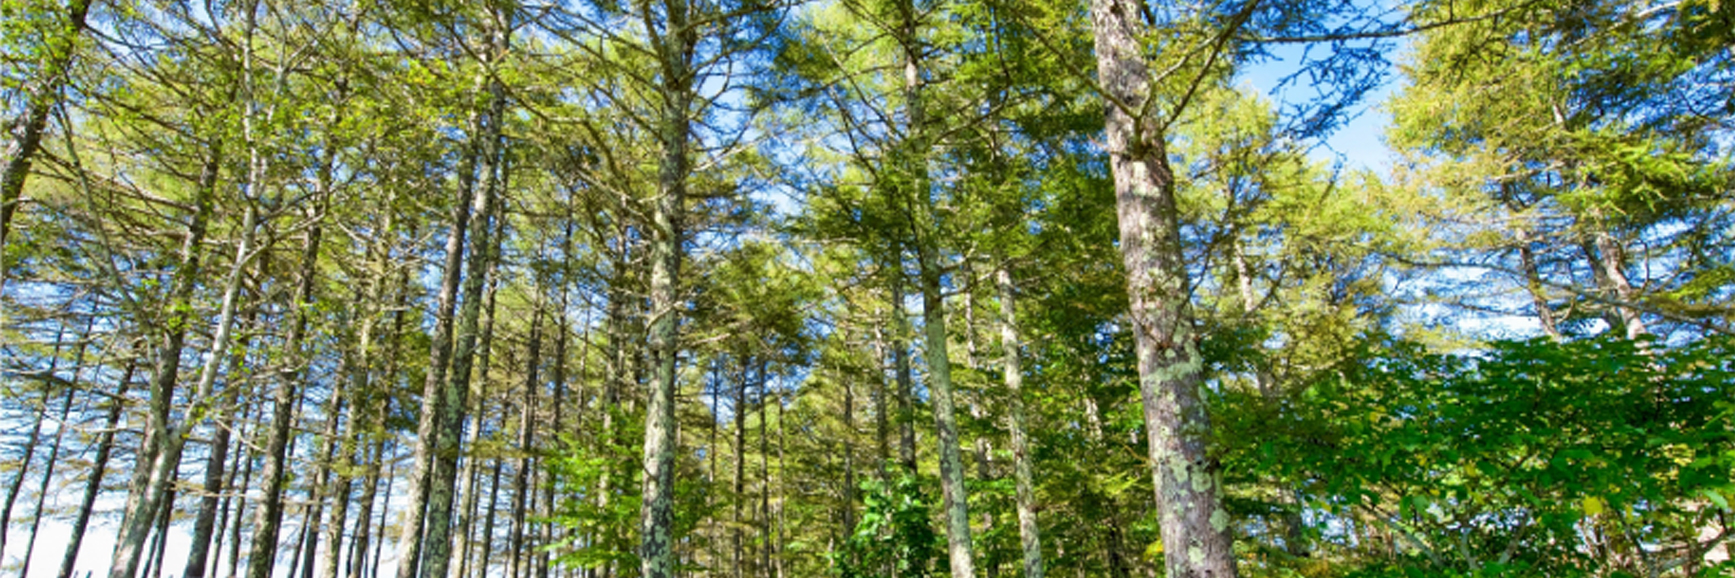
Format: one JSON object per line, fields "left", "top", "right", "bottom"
{"left": 1, "top": 0, "right": 1731, "bottom": 576}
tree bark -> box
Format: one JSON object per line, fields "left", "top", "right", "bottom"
{"left": 638, "top": 0, "right": 694, "bottom": 574}
{"left": 509, "top": 307, "right": 544, "bottom": 578}
{"left": 997, "top": 263, "right": 1046, "bottom": 578}
{"left": 1089, "top": 0, "right": 1239, "bottom": 574}
{"left": 18, "top": 328, "right": 87, "bottom": 578}
{"left": 246, "top": 205, "right": 326, "bottom": 578}
{"left": 0, "top": 0, "right": 92, "bottom": 294}
{"left": 0, "top": 328, "right": 60, "bottom": 558}
{"left": 421, "top": 12, "right": 511, "bottom": 576}
{"left": 56, "top": 354, "right": 137, "bottom": 578}
{"left": 112, "top": 154, "right": 251, "bottom": 578}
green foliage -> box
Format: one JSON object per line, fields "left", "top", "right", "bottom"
{"left": 831, "top": 472, "right": 940, "bottom": 578}
{"left": 1223, "top": 335, "right": 1735, "bottom": 576}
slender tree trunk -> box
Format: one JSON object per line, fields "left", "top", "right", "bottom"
{"left": 869, "top": 320, "right": 890, "bottom": 478}
{"left": 889, "top": 276, "right": 916, "bottom": 476}
{"left": 897, "top": 0, "right": 975, "bottom": 569}
{"left": 733, "top": 356, "right": 748, "bottom": 578}
{"left": 57, "top": 355, "right": 137, "bottom": 578}
{"left": 454, "top": 266, "right": 502, "bottom": 578}
{"left": 227, "top": 423, "right": 259, "bottom": 578}
{"left": 111, "top": 147, "right": 213, "bottom": 578}
{"left": 509, "top": 308, "right": 544, "bottom": 578}
{"left": 19, "top": 351, "right": 84, "bottom": 578}
{"left": 146, "top": 472, "right": 179, "bottom": 578}
{"left": 996, "top": 263, "right": 1045, "bottom": 578}
{"left": 1090, "top": 0, "right": 1239, "bottom": 574}
{"left": 0, "top": 0, "right": 92, "bottom": 294}
{"left": 187, "top": 303, "right": 261, "bottom": 578}
{"left": 759, "top": 359, "right": 772, "bottom": 578}
{"left": 0, "top": 329, "right": 58, "bottom": 557}
{"left": 397, "top": 84, "right": 481, "bottom": 578}
{"left": 477, "top": 457, "right": 505, "bottom": 578}
{"left": 246, "top": 205, "right": 327, "bottom": 578}
{"left": 303, "top": 392, "right": 346, "bottom": 578}
{"left": 370, "top": 443, "right": 397, "bottom": 578}
{"left": 113, "top": 167, "right": 254, "bottom": 578}
{"left": 423, "top": 15, "right": 511, "bottom": 575}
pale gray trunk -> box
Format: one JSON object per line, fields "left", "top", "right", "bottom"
{"left": 1590, "top": 232, "right": 1647, "bottom": 339}
{"left": 638, "top": 0, "right": 694, "bottom": 574}
{"left": 1089, "top": 0, "right": 1239, "bottom": 574}
{"left": 997, "top": 264, "right": 1045, "bottom": 578}
{"left": 114, "top": 194, "right": 257, "bottom": 578}
{"left": 898, "top": 0, "right": 975, "bottom": 569}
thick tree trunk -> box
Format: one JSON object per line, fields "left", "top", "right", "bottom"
{"left": 397, "top": 81, "right": 482, "bottom": 578}
{"left": 638, "top": 1, "right": 694, "bottom": 574}
{"left": 997, "top": 264, "right": 1045, "bottom": 578}
{"left": 1089, "top": 0, "right": 1239, "bottom": 574}
{"left": 57, "top": 355, "right": 136, "bottom": 578}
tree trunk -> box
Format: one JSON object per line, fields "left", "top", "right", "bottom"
{"left": 0, "top": 0, "right": 92, "bottom": 294}
{"left": 509, "top": 307, "right": 544, "bottom": 578}
{"left": 455, "top": 266, "right": 502, "bottom": 578}
{"left": 889, "top": 275, "right": 917, "bottom": 476}
{"left": 56, "top": 354, "right": 137, "bottom": 578}
{"left": 0, "top": 328, "right": 58, "bottom": 558}
{"left": 733, "top": 356, "right": 748, "bottom": 578}
{"left": 1089, "top": 0, "right": 1239, "bottom": 574}
{"left": 18, "top": 341, "right": 85, "bottom": 578}
{"left": 227, "top": 421, "right": 259, "bottom": 578}
{"left": 758, "top": 359, "right": 773, "bottom": 578}
{"left": 997, "top": 263, "right": 1045, "bottom": 578}
{"left": 897, "top": 0, "right": 975, "bottom": 568}
{"left": 422, "top": 13, "right": 511, "bottom": 575}
{"left": 638, "top": 1, "right": 695, "bottom": 572}
{"left": 113, "top": 169, "right": 254, "bottom": 578}
{"left": 246, "top": 206, "right": 326, "bottom": 578}
{"left": 397, "top": 79, "right": 481, "bottom": 578}
{"left": 187, "top": 304, "right": 262, "bottom": 578}
{"left": 477, "top": 457, "right": 505, "bottom": 578}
